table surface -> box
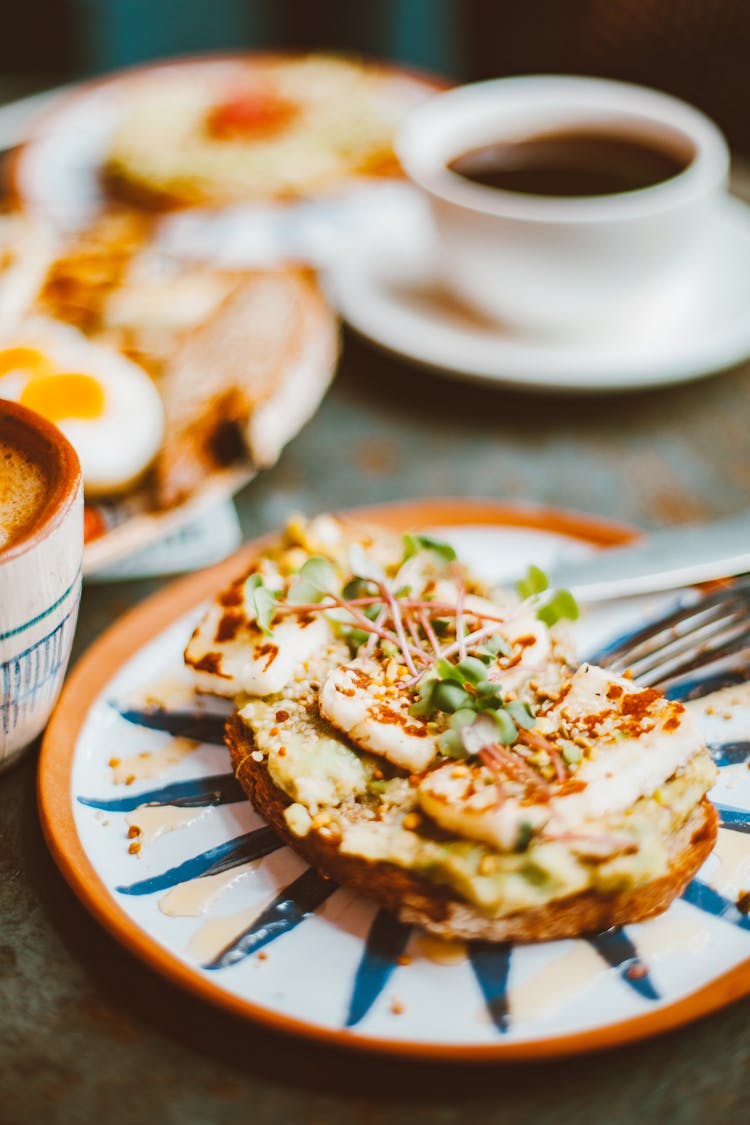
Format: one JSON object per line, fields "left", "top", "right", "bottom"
{"left": 3, "top": 149, "right": 750, "bottom": 1124}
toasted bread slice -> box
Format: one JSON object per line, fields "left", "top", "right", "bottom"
{"left": 31, "top": 214, "right": 338, "bottom": 509}
{"left": 153, "top": 267, "right": 338, "bottom": 508}
{"left": 225, "top": 713, "right": 718, "bottom": 942}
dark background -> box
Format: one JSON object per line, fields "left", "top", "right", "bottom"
{"left": 4, "top": 0, "right": 750, "bottom": 152}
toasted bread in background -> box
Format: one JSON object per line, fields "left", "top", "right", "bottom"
{"left": 225, "top": 713, "right": 718, "bottom": 943}
{"left": 30, "top": 213, "right": 339, "bottom": 510}
{"left": 36, "top": 210, "right": 151, "bottom": 334}
{"left": 35, "top": 210, "right": 243, "bottom": 377}
{"left": 154, "top": 267, "right": 339, "bottom": 509}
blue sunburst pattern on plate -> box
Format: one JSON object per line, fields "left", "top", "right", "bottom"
{"left": 67, "top": 527, "right": 750, "bottom": 1050}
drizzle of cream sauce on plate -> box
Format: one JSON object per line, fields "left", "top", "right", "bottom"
{"left": 127, "top": 672, "right": 205, "bottom": 712}
{"left": 714, "top": 763, "right": 750, "bottom": 790}
{"left": 509, "top": 944, "right": 607, "bottom": 1022}
{"left": 125, "top": 803, "right": 209, "bottom": 846}
{"left": 687, "top": 683, "right": 750, "bottom": 715}
{"left": 110, "top": 736, "right": 198, "bottom": 785}
{"left": 159, "top": 861, "right": 258, "bottom": 917}
{"left": 187, "top": 893, "right": 276, "bottom": 963}
{"left": 632, "top": 911, "right": 711, "bottom": 958}
{"left": 710, "top": 826, "right": 750, "bottom": 897}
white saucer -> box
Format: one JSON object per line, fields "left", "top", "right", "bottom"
{"left": 328, "top": 194, "right": 750, "bottom": 392}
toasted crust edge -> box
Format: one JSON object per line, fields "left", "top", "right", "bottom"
{"left": 153, "top": 267, "right": 338, "bottom": 510}
{"left": 225, "top": 714, "right": 718, "bottom": 942}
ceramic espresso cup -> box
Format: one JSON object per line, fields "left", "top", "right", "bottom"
{"left": 0, "top": 400, "right": 83, "bottom": 771}
{"left": 397, "top": 75, "right": 730, "bottom": 336}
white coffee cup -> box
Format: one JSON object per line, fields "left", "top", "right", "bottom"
{"left": 397, "top": 75, "right": 730, "bottom": 337}
{"left": 0, "top": 400, "right": 83, "bottom": 771}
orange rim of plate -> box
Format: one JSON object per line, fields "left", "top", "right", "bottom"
{"left": 37, "top": 498, "right": 750, "bottom": 1061}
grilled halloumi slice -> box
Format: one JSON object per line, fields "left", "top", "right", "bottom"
{"left": 418, "top": 665, "right": 709, "bottom": 851}
{"left": 319, "top": 656, "right": 437, "bottom": 773}
{"left": 185, "top": 593, "right": 333, "bottom": 697}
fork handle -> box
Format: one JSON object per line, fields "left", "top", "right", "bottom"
{"left": 546, "top": 510, "right": 750, "bottom": 602}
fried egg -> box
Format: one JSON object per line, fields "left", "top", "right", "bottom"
{"left": 0, "top": 318, "right": 164, "bottom": 496}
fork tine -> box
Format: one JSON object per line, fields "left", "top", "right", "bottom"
{"left": 634, "top": 623, "right": 750, "bottom": 688}
{"left": 592, "top": 581, "right": 750, "bottom": 671}
{"left": 617, "top": 604, "right": 750, "bottom": 680}
{"left": 589, "top": 576, "right": 750, "bottom": 693}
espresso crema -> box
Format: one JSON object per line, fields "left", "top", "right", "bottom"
{"left": 0, "top": 438, "right": 49, "bottom": 551}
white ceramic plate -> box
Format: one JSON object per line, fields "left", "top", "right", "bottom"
{"left": 81, "top": 466, "right": 251, "bottom": 577}
{"left": 327, "top": 193, "right": 750, "bottom": 392}
{"left": 9, "top": 56, "right": 442, "bottom": 235}
{"left": 38, "top": 501, "right": 750, "bottom": 1059}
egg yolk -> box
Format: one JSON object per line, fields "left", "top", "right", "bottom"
{"left": 0, "top": 346, "right": 54, "bottom": 381}
{"left": 19, "top": 372, "right": 106, "bottom": 422}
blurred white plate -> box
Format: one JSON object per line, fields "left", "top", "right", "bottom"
{"left": 8, "top": 56, "right": 442, "bottom": 238}
{"left": 80, "top": 466, "right": 252, "bottom": 578}
{"left": 85, "top": 495, "right": 243, "bottom": 582}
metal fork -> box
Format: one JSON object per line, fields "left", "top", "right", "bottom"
{"left": 587, "top": 577, "right": 750, "bottom": 693}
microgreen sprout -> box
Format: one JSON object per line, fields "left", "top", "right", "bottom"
{"left": 515, "top": 822, "right": 535, "bottom": 852}
{"left": 275, "top": 542, "right": 575, "bottom": 730}
{"left": 402, "top": 532, "right": 457, "bottom": 564}
{"left": 461, "top": 710, "right": 518, "bottom": 754}
{"left": 243, "top": 574, "right": 278, "bottom": 636}
{"left": 484, "top": 634, "right": 512, "bottom": 659}
{"left": 516, "top": 565, "right": 579, "bottom": 627}
{"left": 287, "top": 555, "right": 336, "bottom": 605}
{"left": 438, "top": 706, "right": 476, "bottom": 758}
{"left": 409, "top": 653, "right": 538, "bottom": 757}
{"left": 341, "top": 577, "right": 384, "bottom": 645}
{"left": 342, "top": 576, "right": 376, "bottom": 601}
{"left": 515, "top": 564, "right": 549, "bottom": 600}
{"left": 435, "top": 655, "right": 486, "bottom": 684}
{"left": 537, "top": 589, "right": 579, "bottom": 627}
{"left": 345, "top": 628, "right": 371, "bottom": 653}
{"left": 504, "top": 700, "right": 536, "bottom": 729}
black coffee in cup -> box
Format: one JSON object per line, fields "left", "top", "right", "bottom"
{"left": 448, "top": 127, "right": 694, "bottom": 197}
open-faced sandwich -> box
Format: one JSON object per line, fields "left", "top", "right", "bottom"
{"left": 102, "top": 54, "right": 440, "bottom": 209}
{"left": 184, "top": 515, "right": 718, "bottom": 941}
